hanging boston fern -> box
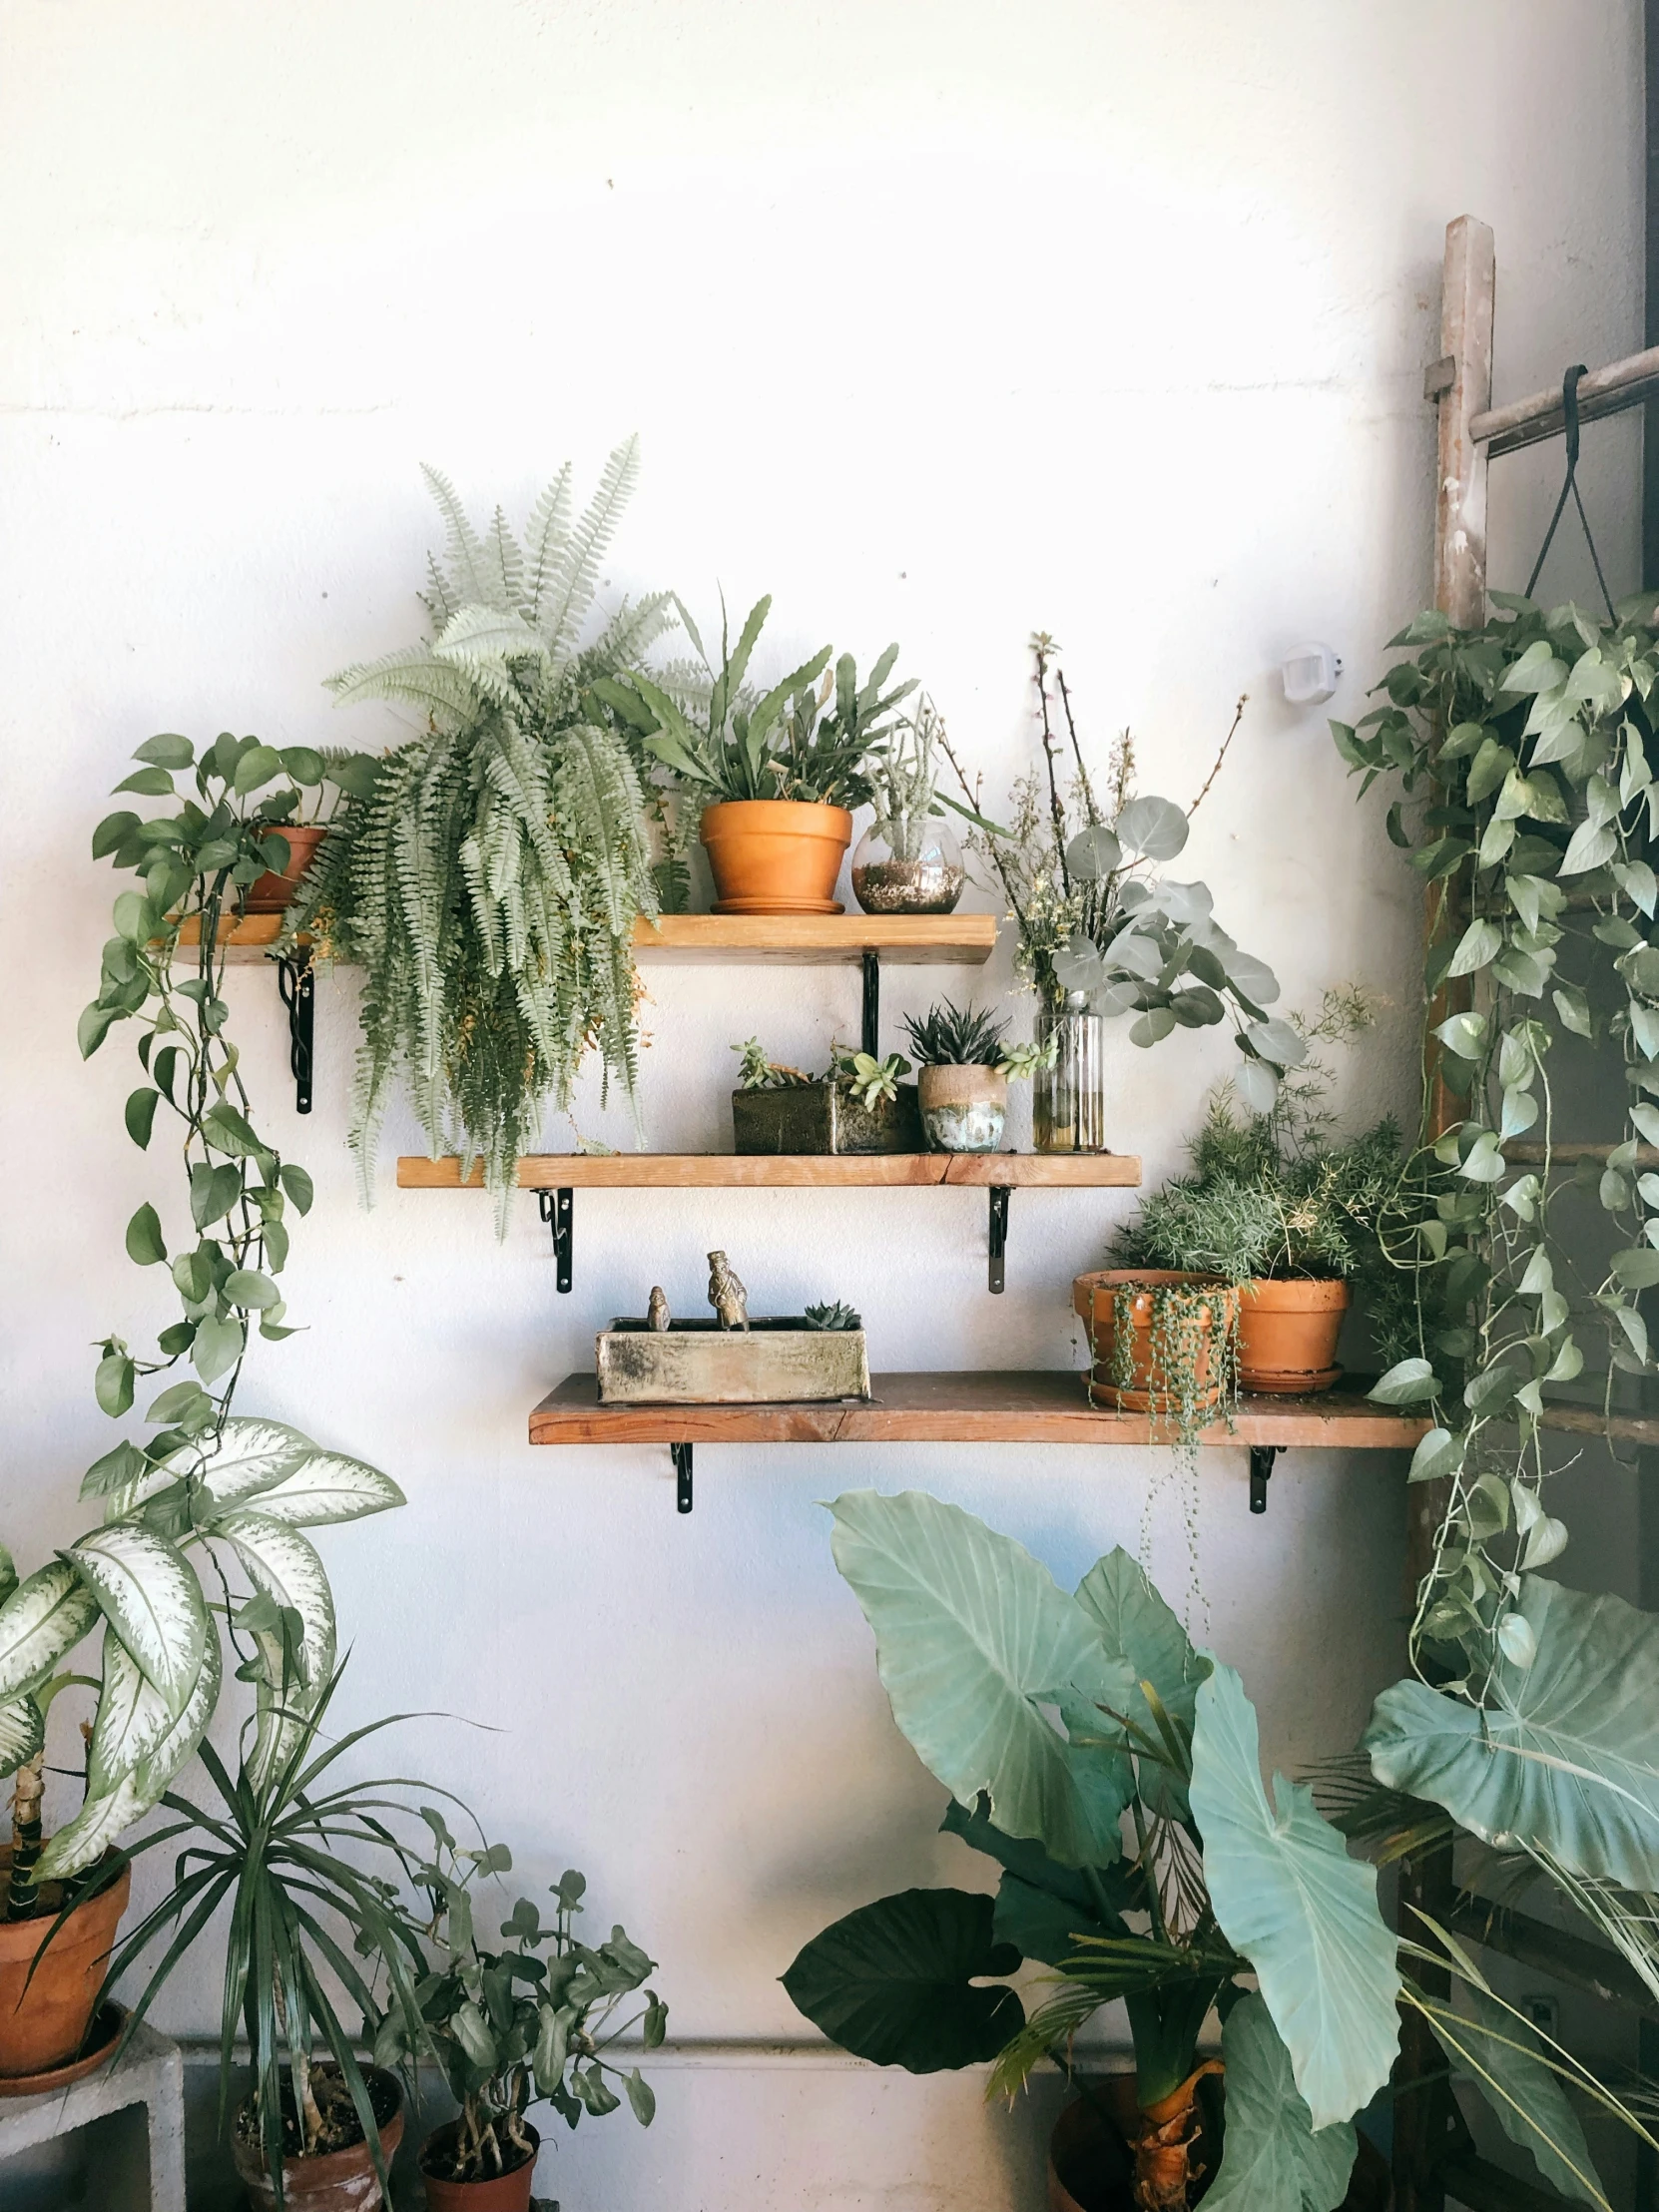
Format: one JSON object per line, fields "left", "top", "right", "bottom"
{"left": 292, "top": 438, "right": 680, "bottom": 1210}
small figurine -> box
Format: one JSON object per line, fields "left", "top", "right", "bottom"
{"left": 647, "top": 1286, "right": 671, "bottom": 1333}
{"left": 707, "top": 1250, "right": 750, "bottom": 1332}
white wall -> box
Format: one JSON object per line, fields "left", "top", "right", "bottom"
{"left": 0, "top": 4, "right": 1644, "bottom": 2205}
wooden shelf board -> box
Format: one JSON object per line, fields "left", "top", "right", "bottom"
{"left": 398, "top": 1152, "right": 1142, "bottom": 1190}
{"left": 529, "top": 1370, "right": 1428, "bottom": 1449}
{"left": 177, "top": 911, "right": 998, "bottom": 968}
{"left": 631, "top": 914, "right": 997, "bottom": 964}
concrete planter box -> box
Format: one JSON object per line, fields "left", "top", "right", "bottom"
{"left": 596, "top": 1320, "right": 870, "bottom": 1404}
{"left": 732, "top": 1083, "right": 922, "bottom": 1155}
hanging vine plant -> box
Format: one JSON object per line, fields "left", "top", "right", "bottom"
{"left": 1333, "top": 589, "right": 1659, "bottom": 1672}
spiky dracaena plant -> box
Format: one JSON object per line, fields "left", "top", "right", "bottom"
{"left": 290, "top": 439, "right": 676, "bottom": 1213}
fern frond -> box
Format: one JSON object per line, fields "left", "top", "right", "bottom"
{"left": 482, "top": 506, "right": 524, "bottom": 612}
{"left": 522, "top": 465, "right": 573, "bottom": 627}
{"left": 540, "top": 433, "right": 641, "bottom": 660}
{"left": 434, "top": 604, "right": 550, "bottom": 666}
{"left": 577, "top": 592, "right": 679, "bottom": 683}
{"left": 419, "top": 463, "right": 501, "bottom": 610}
{"left": 327, "top": 644, "right": 478, "bottom": 723}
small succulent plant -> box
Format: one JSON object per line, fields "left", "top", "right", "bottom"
{"left": 805, "top": 1300, "right": 862, "bottom": 1331}
{"left": 733, "top": 1036, "right": 813, "bottom": 1091}
{"left": 902, "top": 998, "right": 1010, "bottom": 1067}
{"left": 831, "top": 1048, "right": 910, "bottom": 1108}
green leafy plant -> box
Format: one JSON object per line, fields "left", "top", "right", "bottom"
{"left": 804, "top": 1301, "right": 861, "bottom": 1332}
{"left": 865, "top": 698, "right": 984, "bottom": 858}
{"left": 0, "top": 737, "right": 402, "bottom": 1913}
{"left": 831, "top": 1047, "right": 910, "bottom": 1109}
{"left": 389, "top": 1828, "right": 664, "bottom": 2187}
{"left": 99, "top": 1669, "right": 433, "bottom": 2205}
{"left": 598, "top": 595, "right": 911, "bottom": 807}
{"left": 289, "top": 439, "right": 676, "bottom": 1212}
{"left": 785, "top": 1491, "right": 1629, "bottom": 2211}
{"left": 941, "top": 636, "right": 1300, "bottom": 1105}
{"left": 901, "top": 998, "right": 1010, "bottom": 1067}
{"left": 1331, "top": 596, "right": 1659, "bottom": 1671}
{"left": 732, "top": 1037, "right": 813, "bottom": 1091}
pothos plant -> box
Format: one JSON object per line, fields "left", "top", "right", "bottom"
{"left": 1332, "top": 595, "right": 1659, "bottom": 1671}
{"left": 392, "top": 1823, "right": 665, "bottom": 2187}
{"left": 0, "top": 732, "right": 401, "bottom": 1909}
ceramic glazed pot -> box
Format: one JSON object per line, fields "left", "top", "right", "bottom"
{"left": 245, "top": 825, "right": 327, "bottom": 913}
{"left": 1047, "top": 2080, "right": 1392, "bottom": 2211}
{"left": 419, "top": 2121, "right": 541, "bottom": 2212}
{"left": 1238, "top": 1277, "right": 1351, "bottom": 1393}
{"left": 700, "top": 800, "right": 852, "bottom": 914}
{"left": 232, "top": 2068, "right": 404, "bottom": 2212}
{"left": 918, "top": 1064, "right": 1007, "bottom": 1152}
{"left": 1071, "top": 1270, "right": 1237, "bottom": 1413}
{"left": 0, "top": 1850, "right": 130, "bottom": 2082}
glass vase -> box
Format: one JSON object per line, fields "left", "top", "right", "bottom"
{"left": 849, "top": 816, "right": 965, "bottom": 913}
{"left": 1032, "top": 993, "right": 1107, "bottom": 1154}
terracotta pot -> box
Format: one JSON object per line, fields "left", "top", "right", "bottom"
{"left": 1047, "top": 2080, "right": 1392, "bottom": 2210}
{"left": 1238, "top": 1276, "right": 1351, "bottom": 1394}
{"left": 1071, "top": 1270, "right": 1237, "bottom": 1413}
{"left": 700, "top": 800, "right": 852, "bottom": 914}
{"left": 917, "top": 1064, "right": 1007, "bottom": 1153}
{"left": 0, "top": 1849, "right": 130, "bottom": 2082}
{"left": 245, "top": 825, "right": 327, "bottom": 913}
{"left": 232, "top": 2067, "right": 404, "bottom": 2212}
{"left": 419, "top": 2120, "right": 541, "bottom": 2211}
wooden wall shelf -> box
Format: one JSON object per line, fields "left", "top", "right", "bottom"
{"left": 529, "top": 1371, "right": 1427, "bottom": 1514}
{"left": 397, "top": 1153, "right": 1141, "bottom": 1190}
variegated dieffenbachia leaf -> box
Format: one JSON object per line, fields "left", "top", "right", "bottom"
{"left": 186, "top": 1416, "right": 313, "bottom": 1512}
{"left": 244, "top": 1448, "right": 404, "bottom": 1526}
{"left": 86, "top": 1625, "right": 177, "bottom": 1796}
{"left": 33, "top": 1773, "right": 144, "bottom": 1884}
{"left": 216, "top": 1511, "right": 335, "bottom": 1701}
{"left": 133, "top": 1620, "right": 220, "bottom": 1801}
{"left": 63, "top": 1525, "right": 207, "bottom": 1719}
{"left": 0, "top": 1560, "right": 100, "bottom": 1702}
{"left": 0, "top": 1694, "right": 44, "bottom": 1778}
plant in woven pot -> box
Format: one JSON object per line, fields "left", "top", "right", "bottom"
{"left": 900, "top": 998, "right": 1052, "bottom": 1153}
{"left": 385, "top": 1825, "right": 665, "bottom": 2212}
{"left": 598, "top": 594, "right": 913, "bottom": 914}
{"left": 1109, "top": 995, "right": 1409, "bottom": 1394}
{"left": 0, "top": 734, "right": 403, "bottom": 2093}
{"left": 784, "top": 1490, "right": 1624, "bottom": 2212}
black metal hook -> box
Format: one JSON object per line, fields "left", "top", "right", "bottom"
{"left": 538, "top": 1187, "right": 574, "bottom": 1292}
{"left": 861, "top": 949, "right": 880, "bottom": 1059}
{"left": 988, "top": 1185, "right": 1011, "bottom": 1294}
{"left": 672, "top": 1441, "right": 693, "bottom": 1513}
{"left": 276, "top": 950, "right": 314, "bottom": 1115}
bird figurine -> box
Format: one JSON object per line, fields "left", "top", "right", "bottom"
{"left": 647, "top": 1286, "right": 671, "bottom": 1333}
{"left": 706, "top": 1250, "right": 750, "bottom": 1332}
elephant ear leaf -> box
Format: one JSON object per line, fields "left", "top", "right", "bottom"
{"left": 63, "top": 1526, "right": 207, "bottom": 1720}
{"left": 0, "top": 1695, "right": 43, "bottom": 1780}
{"left": 781, "top": 1889, "right": 1022, "bottom": 2071}
{"left": 0, "top": 1561, "right": 101, "bottom": 1702}
{"left": 1417, "top": 1975, "right": 1606, "bottom": 2207}
{"left": 1364, "top": 1577, "right": 1659, "bottom": 1889}
{"left": 1074, "top": 1546, "right": 1207, "bottom": 1815}
{"left": 828, "top": 1490, "right": 1134, "bottom": 1867}
{"left": 1203, "top": 1994, "right": 1357, "bottom": 2212}
{"left": 1189, "top": 1659, "right": 1399, "bottom": 2129}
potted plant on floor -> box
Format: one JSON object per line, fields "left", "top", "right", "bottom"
{"left": 391, "top": 1824, "right": 665, "bottom": 2210}
{"left": 900, "top": 998, "right": 1051, "bottom": 1153}
{"left": 598, "top": 595, "right": 913, "bottom": 914}
{"left": 289, "top": 439, "right": 678, "bottom": 1212}
{"left": 784, "top": 1489, "right": 1626, "bottom": 2211}
{"left": 940, "top": 635, "right": 1301, "bottom": 1152}
{"left": 1107, "top": 993, "right": 1408, "bottom": 1393}
{"left": 850, "top": 699, "right": 967, "bottom": 913}
{"left": 101, "top": 1668, "right": 433, "bottom": 2211}
{"left": 0, "top": 734, "right": 405, "bottom": 2093}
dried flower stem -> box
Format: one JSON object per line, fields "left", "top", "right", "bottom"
{"left": 1187, "top": 695, "right": 1249, "bottom": 819}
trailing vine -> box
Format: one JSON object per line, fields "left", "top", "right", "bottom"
{"left": 1335, "top": 593, "right": 1659, "bottom": 1680}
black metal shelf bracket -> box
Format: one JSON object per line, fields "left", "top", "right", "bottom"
{"left": 988, "top": 1185, "right": 1011, "bottom": 1294}
{"left": 538, "top": 1187, "right": 574, "bottom": 1292}
{"left": 860, "top": 949, "right": 881, "bottom": 1058}
{"left": 672, "top": 1441, "right": 694, "bottom": 1513}
{"left": 276, "top": 950, "right": 314, "bottom": 1116}
{"left": 1249, "top": 1444, "right": 1283, "bottom": 1514}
